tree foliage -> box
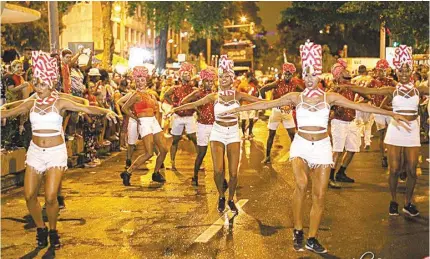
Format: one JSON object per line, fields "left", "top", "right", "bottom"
{"left": 277, "top": 1, "right": 429, "bottom": 61}
{"left": 338, "top": 1, "right": 429, "bottom": 53}
{"left": 2, "top": 1, "right": 76, "bottom": 52}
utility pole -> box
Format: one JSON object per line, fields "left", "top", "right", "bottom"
{"left": 207, "top": 38, "right": 211, "bottom": 67}
{"left": 48, "top": 1, "right": 60, "bottom": 52}
{"left": 380, "top": 21, "right": 386, "bottom": 59}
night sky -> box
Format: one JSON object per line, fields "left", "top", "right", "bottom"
{"left": 257, "top": 1, "right": 292, "bottom": 44}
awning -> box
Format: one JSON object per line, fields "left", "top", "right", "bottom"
{"left": 1, "top": 3, "right": 41, "bottom": 24}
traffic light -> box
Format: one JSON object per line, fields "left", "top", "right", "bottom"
{"left": 250, "top": 22, "right": 255, "bottom": 34}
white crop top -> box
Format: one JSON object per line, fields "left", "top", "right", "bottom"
{"left": 214, "top": 91, "right": 240, "bottom": 123}
{"left": 392, "top": 84, "right": 419, "bottom": 115}
{"left": 30, "top": 99, "right": 63, "bottom": 137}
{"left": 296, "top": 93, "right": 330, "bottom": 134}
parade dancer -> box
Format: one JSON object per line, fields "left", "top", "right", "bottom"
{"left": 344, "top": 45, "right": 428, "bottom": 217}
{"left": 259, "top": 62, "right": 304, "bottom": 164}
{"left": 163, "top": 63, "right": 198, "bottom": 170}
{"left": 351, "top": 65, "right": 374, "bottom": 150}
{"left": 120, "top": 66, "right": 168, "bottom": 186}
{"left": 180, "top": 67, "right": 217, "bottom": 186}
{"left": 219, "top": 41, "right": 409, "bottom": 253}
{"left": 1, "top": 51, "right": 117, "bottom": 249}
{"left": 237, "top": 73, "right": 260, "bottom": 140}
{"left": 367, "top": 59, "right": 397, "bottom": 167}
{"left": 167, "top": 55, "right": 262, "bottom": 214}
{"left": 329, "top": 59, "right": 364, "bottom": 188}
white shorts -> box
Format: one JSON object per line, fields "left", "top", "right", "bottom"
{"left": 171, "top": 114, "right": 197, "bottom": 136}
{"left": 267, "top": 108, "right": 296, "bottom": 130}
{"left": 374, "top": 114, "right": 391, "bottom": 131}
{"left": 197, "top": 123, "right": 213, "bottom": 146}
{"left": 209, "top": 122, "right": 241, "bottom": 146}
{"left": 331, "top": 119, "right": 361, "bottom": 152}
{"left": 290, "top": 134, "right": 333, "bottom": 168}
{"left": 384, "top": 119, "right": 421, "bottom": 147}
{"left": 26, "top": 141, "right": 68, "bottom": 174}
{"left": 128, "top": 117, "right": 162, "bottom": 144}
{"left": 127, "top": 117, "right": 139, "bottom": 145}
{"left": 240, "top": 110, "right": 256, "bottom": 120}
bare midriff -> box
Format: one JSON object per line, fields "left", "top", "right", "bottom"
{"left": 395, "top": 110, "right": 418, "bottom": 121}
{"left": 215, "top": 120, "right": 237, "bottom": 127}
{"left": 297, "top": 126, "right": 328, "bottom": 141}
{"left": 137, "top": 111, "right": 155, "bottom": 118}
{"left": 32, "top": 133, "right": 64, "bottom": 148}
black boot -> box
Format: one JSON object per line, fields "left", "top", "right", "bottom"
{"left": 36, "top": 227, "right": 49, "bottom": 248}
{"left": 57, "top": 196, "right": 66, "bottom": 209}
{"left": 120, "top": 171, "right": 131, "bottom": 186}
{"left": 49, "top": 229, "right": 61, "bottom": 250}
{"left": 152, "top": 172, "right": 166, "bottom": 183}
{"left": 191, "top": 176, "right": 198, "bottom": 186}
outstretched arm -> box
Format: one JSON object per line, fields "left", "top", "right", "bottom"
{"left": 237, "top": 91, "right": 263, "bottom": 103}
{"left": 328, "top": 92, "right": 410, "bottom": 129}
{"left": 340, "top": 84, "right": 393, "bottom": 96}
{"left": 59, "top": 93, "right": 89, "bottom": 106}
{"left": 221, "top": 92, "right": 298, "bottom": 115}
{"left": 1, "top": 99, "right": 34, "bottom": 118}
{"left": 60, "top": 98, "right": 117, "bottom": 123}
{"left": 167, "top": 93, "right": 216, "bottom": 116}
{"left": 182, "top": 89, "right": 200, "bottom": 104}
{"left": 259, "top": 81, "right": 277, "bottom": 99}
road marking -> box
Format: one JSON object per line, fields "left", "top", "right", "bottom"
{"left": 194, "top": 199, "right": 248, "bottom": 243}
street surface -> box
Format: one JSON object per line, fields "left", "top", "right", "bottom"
{"left": 1, "top": 120, "right": 429, "bottom": 259}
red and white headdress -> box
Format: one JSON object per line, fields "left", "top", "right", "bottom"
{"left": 200, "top": 66, "right": 217, "bottom": 81}
{"left": 282, "top": 62, "right": 296, "bottom": 74}
{"left": 393, "top": 45, "right": 413, "bottom": 70}
{"left": 375, "top": 59, "right": 390, "bottom": 70}
{"left": 179, "top": 62, "right": 195, "bottom": 77}
{"left": 300, "top": 40, "right": 322, "bottom": 76}
{"left": 218, "top": 55, "right": 235, "bottom": 80}
{"left": 132, "top": 66, "right": 149, "bottom": 79}
{"left": 32, "top": 50, "right": 59, "bottom": 87}
{"left": 331, "top": 58, "right": 348, "bottom": 79}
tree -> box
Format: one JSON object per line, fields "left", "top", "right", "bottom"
{"left": 2, "top": 1, "right": 75, "bottom": 52}
{"left": 129, "top": 2, "right": 231, "bottom": 72}
{"left": 277, "top": 1, "right": 380, "bottom": 61}
{"left": 101, "top": 2, "right": 114, "bottom": 69}
{"left": 338, "top": 1, "right": 429, "bottom": 53}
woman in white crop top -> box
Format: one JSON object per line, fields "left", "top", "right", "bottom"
{"left": 219, "top": 44, "right": 408, "bottom": 253}
{"left": 167, "top": 55, "right": 261, "bottom": 215}
{"left": 341, "top": 49, "right": 429, "bottom": 217}
{"left": 1, "top": 52, "right": 117, "bottom": 250}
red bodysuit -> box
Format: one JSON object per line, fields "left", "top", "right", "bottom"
{"left": 333, "top": 87, "right": 356, "bottom": 122}
{"left": 172, "top": 83, "right": 195, "bottom": 117}
{"left": 196, "top": 89, "right": 215, "bottom": 125}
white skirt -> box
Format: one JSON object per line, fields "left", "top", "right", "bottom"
{"left": 209, "top": 122, "right": 240, "bottom": 146}
{"left": 290, "top": 134, "right": 333, "bottom": 168}
{"left": 384, "top": 119, "right": 421, "bottom": 147}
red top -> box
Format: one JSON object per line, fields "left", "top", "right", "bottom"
{"left": 173, "top": 83, "right": 195, "bottom": 117}
{"left": 368, "top": 77, "right": 396, "bottom": 107}
{"left": 196, "top": 89, "right": 215, "bottom": 125}
{"left": 85, "top": 93, "right": 98, "bottom": 106}
{"left": 134, "top": 92, "right": 157, "bottom": 115}
{"left": 61, "top": 63, "right": 71, "bottom": 94}
{"left": 273, "top": 79, "right": 297, "bottom": 100}
{"left": 333, "top": 87, "right": 356, "bottom": 122}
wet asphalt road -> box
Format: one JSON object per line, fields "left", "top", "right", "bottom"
{"left": 1, "top": 120, "right": 429, "bottom": 259}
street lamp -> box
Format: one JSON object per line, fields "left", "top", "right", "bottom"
{"left": 240, "top": 15, "right": 247, "bottom": 23}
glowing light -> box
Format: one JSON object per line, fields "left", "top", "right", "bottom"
{"left": 115, "top": 64, "right": 127, "bottom": 75}
{"left": 147, "top": 29, "right": 151, "bottom": 37}
{"left": 168, "top": 39, "right": 174, "bottom": 44}
{"left": 319, "top": 30, "right": 323, "bottom": 34}
{"left": 240, "top": 16, "right": 247, "bottom": 23}
{"left": 114, "top": 4, "right": 121, "bottom": 12}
